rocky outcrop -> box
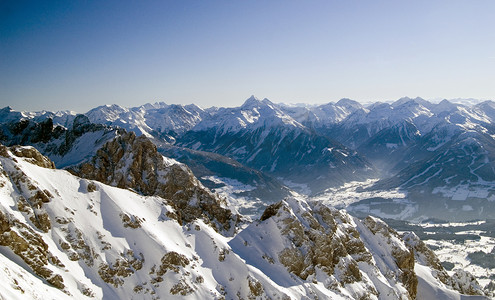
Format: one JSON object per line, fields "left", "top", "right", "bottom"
{"left": 363, "top": 216, "right": 418, "bottom": 299}
{"left": 0, "top": 144, "right": 55, "bottom": 232}
{"left": 0, "top": 144, "right": 55, "bottom": 169}
{"left": 0, "top": 207, "right": 65, "bottom": 291}
{"left": 70, "top": 132, "right": 242, "bottom": 235}
{"left": 0, "top": 145, "right": 67, "bottom": 291}
{"left": 8, "top": 145, "right": 56, "bottom": 169}
{"left": 232, "top": 198, "right": 489, "bottom": 299}
{"left": 231, "top": 199, "right": 404, "bottom": 299}
{"left": 273, "top": 203, "right": 373, "bottom": 284}
{"left": 403, "top": 232, "right": 486, "bottom": 297}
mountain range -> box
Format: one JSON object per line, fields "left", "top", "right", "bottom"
{"left": 3, "top": 95, "right": 495, "bottom": 222}
{"left": 1, "top": 96, "right": 495, "bottom": 298}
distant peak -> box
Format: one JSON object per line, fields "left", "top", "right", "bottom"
{"left": 336, "top": 98, "right": 361, "bottom": 108}
{"left": 242, "top": 95, "right": 262, "bottom": 107}
{"left": 72, "top": 114, "right": 91, "bottom": 129}
{"left": 392, "top": 96, "right": 430, "bottom": 108}
{"left": 0, "top": 106, "right": 13, "bottom": 112}
{"left": 261, "top": 98, "right": 274, "bottom": 105}
{"left": 99, "top": 104, "right": 124, "bottom": 111}
{"left": 142, "top": 101, "right": 168, "bottom": 109}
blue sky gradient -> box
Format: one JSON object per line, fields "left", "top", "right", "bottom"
{"left": 1, "top": 0, "right": 494, "bottom": 112}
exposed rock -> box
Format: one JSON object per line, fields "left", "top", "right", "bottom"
{"left": 364, "top": 216, "right": 417, "bottom": 299}
{"left": 120, "top": 213, "right": 143, "bottom": 229}
{"left": 71, "top": 132, "right": 242, "bottom": 235}
{"left": 10, "top": 145, "right": 55, "bottom": 168}
{"left": 170, "top": 279, "right": 194, "bottom": 296}
{"left": 98, "top": 250, "right": 144, "bottom": 288}
{"left": 247, "top": 276, "right": 264, "bottom": 298}
{"left": 0, "top": 116, "right": 121, "bottom": 168}
{"left": 260, "top": 201, "right": 283, "bottom": 221}
{"left": 0, "top": 210, "right": 65, "bottom": 290}
{"left": 403, "top": 231, "right": 486, "bottom": 297}
{"left": 0, "top": 146, "right": 54, "bottom": 233}
{"left": 256, "top": 200, "right": 378, "bottom": 298}
{"left": 157, "top": 251, "right": 190, "bottom": 276}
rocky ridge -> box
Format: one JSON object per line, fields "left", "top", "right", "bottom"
{"left": 69, "top": 132, "right": 242, "bottom": 236}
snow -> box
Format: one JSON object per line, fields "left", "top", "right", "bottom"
{"left": 421, "top": 231, "right": 495, "bottom": 288}
{"left": 84, "top": 102, "right": 207, "bottom": 137}
{"left": 433, "top": 183, "right": 495, "bottom": 201}
{"left": 201, "top": 176, "right": 261, "bottom": 218}
{"left": 281, "top": 179, "right": 312, "bottom": 195}
{"left": 193, "top": 96, "right": 306, "bottom": 134}
{"left": 415, "top": 264, "right": 488, "bottom": 300}
{"left": 0, "top": 248, "right": 73, "bottom": 300}
{"left": 50, "top": 130, "right": 119, "bottom": 168}
{"left": 4, "top": 96, "right": 495, "bottom": 298}
{"left": 311, "top": 179, "right": 407, "bottom": 208}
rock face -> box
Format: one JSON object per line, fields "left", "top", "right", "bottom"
{"left": 231, "top": 199, "right": 414, "bottom": 299}
{"left": 70, "top": 132, "right": 242, "bottom": 236}
{"left": 7, "top": 145, "right": 56, "bottom": 169}
{"left": 402, "top": 232, "right": 486, "bottom": 296}
{"left": 0, "top": 144, "right": 66, "bottom": 292}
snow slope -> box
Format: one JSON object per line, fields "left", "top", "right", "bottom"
{"left": 1, "top": 145, "right": 487, "bottom": 299}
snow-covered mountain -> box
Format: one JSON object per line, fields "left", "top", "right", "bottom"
{"left": 0, "top": 145, "right": 488, "bottom": 299}
{"left": 3, "top": 94, "right": 495, "bottom": 221}
{"left": 0, "top": 106, "right": 77, "bottom": 128}
{"left": 0, "top": 115, "right": 124, "bottom": 168}
{"left": 0, "top": 115, "right": 121, "bottom": 168}
{"left": 178, "top": 96, "right": 376, "bottom": 194}
{"left": 279, "top": 98, "right": 363, "bottom": 127}
{"left": 85, "top": 102, "right": 208, "bottom": 142}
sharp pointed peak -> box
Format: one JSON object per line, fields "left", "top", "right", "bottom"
{"left": 242, "top": 95, "right": 264, "bottom": 107}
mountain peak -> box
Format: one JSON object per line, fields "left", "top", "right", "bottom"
{"left": 242, "top": 95, "right": 262, "bottom": 107}
{"left": 392, "top": 97, "right": 431, "bottom": 108}
{"left": 336, "top": 98, "right": 362, "bottom": 109}
{"left": 141, "top": 101, "right": 169, "bottom": 110}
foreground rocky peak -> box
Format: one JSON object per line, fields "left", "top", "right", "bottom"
{"left": 231, "top": 198, "right": 489, "bottom": 299}
{"left": 0, "top": 145, "right": 275, "bottom": 299}
{"left": 70, "top": 132, "right": 242, "bottom": 236}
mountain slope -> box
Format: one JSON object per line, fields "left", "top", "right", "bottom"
{"left": 0, "top": 144, "right": 292, "bottom": 299}
{"left": 1, "top": 145, "right": 487, "bottom": 299}
{"left": 68, "top": 131, "right": 242, "bottom": 236}
{"left": 357, "top": 120, "right": 421, "bottom": 174}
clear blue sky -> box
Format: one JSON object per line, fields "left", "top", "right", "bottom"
{"left": 1, "top": 0, "right": 494, "bottom": 112}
